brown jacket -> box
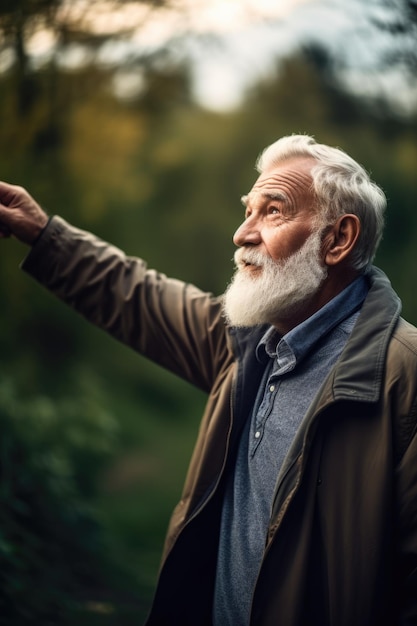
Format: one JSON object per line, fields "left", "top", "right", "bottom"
{"left": 22, "top": 217, "right": 417, "bottom": 626}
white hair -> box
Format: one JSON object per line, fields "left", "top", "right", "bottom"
{"left": 256, "top": 134, "right": 386, "bottom": 271}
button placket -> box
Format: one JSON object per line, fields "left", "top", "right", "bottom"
{"left": 251, "top": 374, "right": 279, "bottom": 455}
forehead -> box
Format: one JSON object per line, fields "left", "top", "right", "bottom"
{"left": 245, "top": 157, "right": 315, "bottom": 208}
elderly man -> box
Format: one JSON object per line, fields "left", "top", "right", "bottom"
{"left": 0, "top": 135, "right": 416, "bottom": 626}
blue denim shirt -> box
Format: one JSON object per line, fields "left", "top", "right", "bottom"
{"left": 214, "top": 275, "right": 369, "bottom": 626}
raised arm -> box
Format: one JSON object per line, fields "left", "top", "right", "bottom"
{"left": 0, "top": 181, "right": 229, "bottom": 392}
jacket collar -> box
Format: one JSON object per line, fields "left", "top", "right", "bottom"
{"left": 329, "top": 266, "right": 401, "bottom": 403}
{"left": 227, "top": 266, "right": 402, "bottom": 406}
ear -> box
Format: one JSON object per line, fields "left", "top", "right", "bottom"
{"left": 322, "top": 214, "right": 361, "bottom": 266}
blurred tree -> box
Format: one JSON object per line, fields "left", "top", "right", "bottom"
{"left": 0, "top": 0, "right": 171, "bottom": 64}
{"left": 0, "top": 0, "right": 59, "bottom": 114}
{"left": 0, "top": 0, "right": 174, "bottom": 153}
{"left": 373, "top": 0, "right": 417, "bottom": 69}
{"left": 298, "top": 0, "right": 417, "bottom": 116}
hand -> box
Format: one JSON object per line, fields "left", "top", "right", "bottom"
{"left": 0, "top": 182, "right": 49, "bottom": 244}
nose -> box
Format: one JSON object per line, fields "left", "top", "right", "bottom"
{"left": 233, "top": 216, "right": 261, "bottom": 247}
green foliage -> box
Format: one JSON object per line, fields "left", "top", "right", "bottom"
{"left": 0, "top": 376, "right": 119, "bottom": 624}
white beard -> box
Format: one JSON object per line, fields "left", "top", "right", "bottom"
{"left": 223, "top": 229, "right": 328, "bottom": 327}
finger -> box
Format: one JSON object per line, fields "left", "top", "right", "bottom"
{"left": 0, "top": 203, "right": 13, "bottom": 235}
{"left": 0, "top": 181, "right": 23, "bottom": 207}
{"left": 0, "top": 182, "right": 14, "bottom": 205}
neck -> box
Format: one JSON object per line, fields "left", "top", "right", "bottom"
{"left": 272, "top": 267, "right": 361, "bottom": 335}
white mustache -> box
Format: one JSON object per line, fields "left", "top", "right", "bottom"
{"left": 234, "top": 247, "right": 269, "bottom": 269}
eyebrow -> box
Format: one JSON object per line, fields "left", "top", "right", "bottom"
{"left": 240, "top": 191, "right": 288, "bottom": 207}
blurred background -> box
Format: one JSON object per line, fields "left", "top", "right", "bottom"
{"left": 0, "top": 0, "right": 416, "bottom": 623}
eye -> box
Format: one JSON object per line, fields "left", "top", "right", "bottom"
{"left": 269, "top": 206, "right": 280, "bottom": 215}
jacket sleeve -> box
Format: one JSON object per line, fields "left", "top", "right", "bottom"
{"left": 21, "top": 216, "right": 229, "bottom": 392}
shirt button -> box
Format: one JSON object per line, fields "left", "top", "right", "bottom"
{"left": 269, "top": 385, "right": 275, "bottom": 392}
{"left": 255, "top": 431, "right": 261, "bottom": 439}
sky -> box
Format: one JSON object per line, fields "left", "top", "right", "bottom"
{"left": 2, "top": 0, "right": 416, "bottom": 113}
{"left": 51, "top": 0, "right": 314, "bottom": 109}
{"left": 176, "top": 0, "right": 417, "bottom": 113}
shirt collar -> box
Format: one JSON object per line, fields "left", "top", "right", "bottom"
{"left": 256, "top": 275, "right": 369, "bottom": 367}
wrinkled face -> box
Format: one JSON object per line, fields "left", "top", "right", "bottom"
{"left": 233, "top": 157, "right": 318, "bottom": 265}
{"left": 223, "top": 157, "right": 328, "bottom": 328}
